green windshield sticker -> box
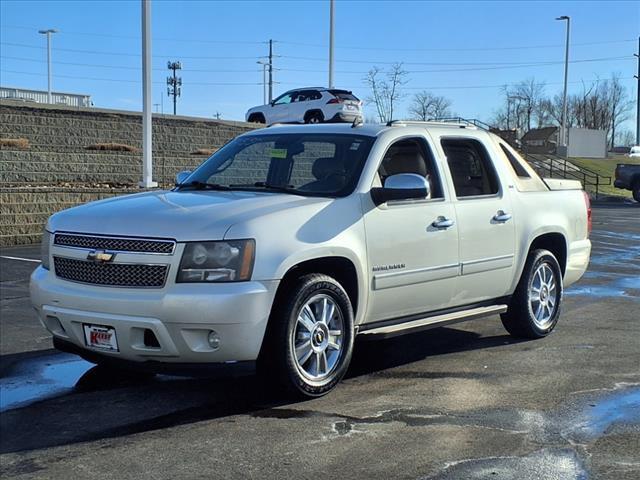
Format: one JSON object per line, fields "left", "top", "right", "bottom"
{"left": 270, "top": 148, "right": 287, "bottom": 158}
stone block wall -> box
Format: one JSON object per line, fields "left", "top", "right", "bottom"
{"left": 0, "top": 101, "right": 256, "bottom": 246}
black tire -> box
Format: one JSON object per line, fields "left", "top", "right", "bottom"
{"left": 247, "top": 113, "right": 265, "bottom": 124}
{"left": 632, "top": 179, "right": 640, "bottom": 202}
{"left": 259, "top": 273, "right": 354, "bottom": 397}
{"left": 304, "top": 111, "right": 324, "bottom": 124}
{"left": 501, "top": 249, "right": 563, "bottom": 339}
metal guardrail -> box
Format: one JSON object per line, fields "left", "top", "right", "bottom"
{"left": 522, "top": 152, "right": 612, "bottom": 197}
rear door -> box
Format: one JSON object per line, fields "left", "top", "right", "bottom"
{"left": 439, "top": 136, "right": 516, "bottom": 304}
{"left": 294, "top": 90, "right": 322, "bottom": 122}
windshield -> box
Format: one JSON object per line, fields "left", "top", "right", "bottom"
{"left": 179, "top": 133, "right": 375, "bottom": 197}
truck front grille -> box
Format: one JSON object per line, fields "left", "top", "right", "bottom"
{"left": 54, "top": 233, "right": 175, "bottom": 254}
{"left": 53, "top": 257, "right": 168, "bottom": 288}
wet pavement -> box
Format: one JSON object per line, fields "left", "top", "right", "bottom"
{"left": 0, "top": 203, "right": 638, "bottom": 479}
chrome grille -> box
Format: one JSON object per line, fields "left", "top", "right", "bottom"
{"left": 54, "top": 233, "right": 175, "bottom": 254}
{"left": 54, "top": 257, "right": 168, "bottom": 288}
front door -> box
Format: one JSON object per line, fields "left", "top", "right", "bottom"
{"left": 269, "top": 91, "right": 296, "bottom": 123}
{"left": 363, "top": 136, "right": 459, "bottom": 323}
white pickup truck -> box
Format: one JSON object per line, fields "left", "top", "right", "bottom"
{"left": 31, "top": 121, "right": 592, "bottom": 397}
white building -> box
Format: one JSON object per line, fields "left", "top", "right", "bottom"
{"left": 0, "top": 86, "right": 91, "bottom": 108}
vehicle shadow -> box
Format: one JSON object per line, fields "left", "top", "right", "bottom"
{"left": 0, "top": 326, "right": 522, "bottom": 454}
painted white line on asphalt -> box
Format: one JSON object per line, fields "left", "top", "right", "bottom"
{"left": 0, "top": 255, "right": 41, "bottom": 263}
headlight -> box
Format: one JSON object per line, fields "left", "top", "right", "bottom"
{"left": 177, "top": 240, "right": 255, "bottom": 283}
{"left": 41, "top": 230, "right": 52, "bottom": 270}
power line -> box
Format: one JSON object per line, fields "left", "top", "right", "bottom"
{"left": 0, "top": 69, "right": 266, "bottom": 86}
{"left": 0, "top": 24, "right": 267, "bottom": 45}
{"left": 0, "top": 42, "right": 259, "bottom": 59}
{"left": 3, "top": 42, "right": 632, "bottom": 69}
{"left": 276, "top": 77, "right": 634, "bottom": 91}
{"left": 3, "top": 24, "right": 635, "bottom": 52}
{"left": 277, "top": 38, "right": 638, "bottom": 52}
{"left": 2, "top": 68, "right": 631, "bottom": 91}
{"left": 278, "top": 54, "right": 635, "bottom": 66}
{"left": 275, "top": 56, "right": 633, "bottom": 75}
{"left": 0, "top": 55, "right": 261, "bottom": 73}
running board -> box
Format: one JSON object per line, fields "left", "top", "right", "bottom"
{"left": 357, "top": 305, "right": 508, "bottom": 340}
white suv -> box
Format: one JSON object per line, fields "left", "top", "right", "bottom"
{"left": 246, "top": 88, "right": 362, "bottom": 125}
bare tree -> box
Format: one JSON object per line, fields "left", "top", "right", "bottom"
{"left": 608, "top": 74, "right": 633, "bottom": 149}
{"left": 616, "top": 129, "right": 635, "bottom": 147}
{"left": 512, "top": 78, "right": 546, "bottom": 132}
{"left": 491, "top": 79, "right": 545, "bottom": 133}
{"left": 364, "top": 63, "right": 408, "bottom": 123}
{"left": 409, "top": 91, "right": 452, "bottom": 120}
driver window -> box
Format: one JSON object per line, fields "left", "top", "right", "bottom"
{"left": 273, "top": 92, "right": 295, "bottom": 105}
{"left": 377, "top": 138, "right": 443, "bottom": 199}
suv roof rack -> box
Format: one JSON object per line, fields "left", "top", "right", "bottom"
{"left": 386, "top": 117, "right": 491, "bottom": 131}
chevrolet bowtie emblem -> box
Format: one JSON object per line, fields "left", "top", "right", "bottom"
{"left": 87, "top": 250, "right": 116, "bottom": 263}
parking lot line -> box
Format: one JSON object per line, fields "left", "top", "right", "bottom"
{"left": 0, "top": 256, "right": 41, "bottom": 263}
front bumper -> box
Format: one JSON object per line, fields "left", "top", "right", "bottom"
{"left": 30, "top": 266, "right": 279, "bottom": 365}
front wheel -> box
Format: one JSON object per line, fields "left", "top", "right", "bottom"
{"left": 260, "top": 274, "right": 354, "bottom": 397}
{"left": 501, "top": 249, "right": 563, "bottom": 338}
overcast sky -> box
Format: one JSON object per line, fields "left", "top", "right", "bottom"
{"left": 1, "top": 0, "right": 638, "bottom": 131}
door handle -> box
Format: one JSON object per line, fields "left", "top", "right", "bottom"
{"left": 493, "top": 210, "right": 512, "bottom": 222}
{"left": 432, "top": 216, "right": 455, "bottom": 229}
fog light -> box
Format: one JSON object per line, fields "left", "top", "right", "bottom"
{"left": 207, "top": 330, "right": 220, "bottom": 350}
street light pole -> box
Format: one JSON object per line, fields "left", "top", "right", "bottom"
{"left": 257, "top": 60, "right": 267, "bottom": 104}
{"left": 38, "top": 29, "right": 57, "bottom": 104}
{"left": 556, "top": 15, "right": 570, "bottom": 150}
{"left": 328, "top": 0, "right": 335, "bottom": 88}
{"left": 634, "top": 36, "right": 639, "bottom": 146}
{"left": 140, "top": 0, "right": 157, "bottom": 188}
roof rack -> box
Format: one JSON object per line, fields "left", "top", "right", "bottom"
{"left": 386, "top": 117, "right": 491, "bottom": 131}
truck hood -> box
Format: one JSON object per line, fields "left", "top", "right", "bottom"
{"left": 48, "top": 190, "right": 331, "bottom": 241}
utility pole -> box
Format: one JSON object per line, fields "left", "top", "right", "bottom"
{"left": 634, "top": 36, "right": 639, "bottom": 146}
{"left": 328, "top": 0, "right": 335, "bottom": 88}
{"left": 268, "top": 39, "right": 273, "bottom": 102}
{"left": 140, "top": 0, "right": 156, "bottom": 188}
{"left": 556, "top": 15, "right": 570, "bottom": 150}
{"left": 38, "top": 29, "right": 57, "bottom": 103}
{"left": 167, "top": 61, "right": 182, "bottom": 115}
{"left": 257, "top": 60, "right": 267, "bottom": 104}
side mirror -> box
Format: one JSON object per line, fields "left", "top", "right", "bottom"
{"left": 175, "top": 170, "right": 192, "bottom": 185}
{"left": 371, "top": 173, "right": 430, "bottom": 206}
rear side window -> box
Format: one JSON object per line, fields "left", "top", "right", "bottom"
{"left": 328, "top": 90, "right": 359, "bottom": 101}
{"left": 441, "top": 138, "right": 499, "bottom": 198}
{"left": 296, "top": 90, "right": 322, "bottom": 102}
{"left": 500, "top": 143, "right": 530, "bottom": 178}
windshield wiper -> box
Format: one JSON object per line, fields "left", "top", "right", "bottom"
{"left": 230, "top": 182, "right": 302, "bottom": 195}
{"left": 177, "top": 180, "right": 232, "bottom": 191}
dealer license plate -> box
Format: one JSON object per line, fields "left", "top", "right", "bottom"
{"left": 83, "top": 324, "right": 118, "bottom": 351}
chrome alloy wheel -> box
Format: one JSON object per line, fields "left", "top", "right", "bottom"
{"left": 529, "top": 263, "right": 558, "bottom": 329}
{"left": 292, "top": 294, "right": 344, "bottom": 381}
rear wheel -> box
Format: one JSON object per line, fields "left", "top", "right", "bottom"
{"left": 305, "top": 111, "right": 324, "bottom": 124}
{"left": 501, "top": 249, "right": 563, "bottom": 338}
{"left": 259, "top": 273, "right": 354, "bottom": 397}
{"left": 632, "top": 179, "right": 640, "bottom": 202}
{"left": 247, "top": 113, "right": 265, "bottom": 124}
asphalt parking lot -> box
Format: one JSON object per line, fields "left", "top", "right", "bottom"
{"left": 0, "top": 203, "right": 638, "bottom": 480}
